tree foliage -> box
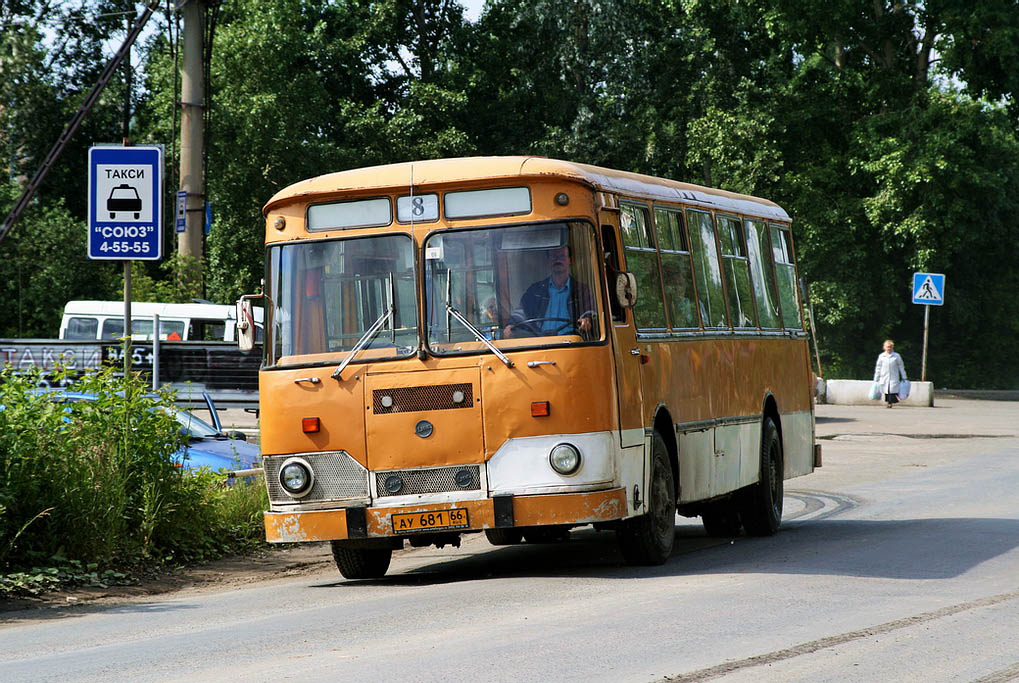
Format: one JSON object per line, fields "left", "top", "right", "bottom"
{"left": 2, "top": 0, "right": 1018, "bottom": 386}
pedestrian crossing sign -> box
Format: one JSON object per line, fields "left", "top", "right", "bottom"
{"left": 912, "top": 272, "right": 945, "bottom": 306}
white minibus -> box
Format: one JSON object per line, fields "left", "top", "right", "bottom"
{"left": 59, "top": 300, "right": 263, "bottom": 343}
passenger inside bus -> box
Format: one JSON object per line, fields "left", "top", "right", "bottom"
{"left": 479, "top": 296, "right": 502, "bottom": 339}
{"left": 503, "top": 245, "right": 595, "bottom": 339}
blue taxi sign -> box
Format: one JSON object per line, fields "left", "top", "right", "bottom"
{"left": 88, "top": 145, "right": 163, "bottom": 260}
{"left": 912, "top": 272, "right": 945, "bottom": 306}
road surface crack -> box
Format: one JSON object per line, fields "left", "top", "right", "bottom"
{"left": 659, "top": 588, "right": 1019, "bottom": 682}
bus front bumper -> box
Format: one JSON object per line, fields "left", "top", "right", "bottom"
{"left": 264, "top": 487, "right": 628, "bottom": 543}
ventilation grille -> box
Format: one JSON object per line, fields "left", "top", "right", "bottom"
{"left": 372, "top": 383, "right": 474, "bottom": 414}
{"left": 264, "top": 451, "right": 368, "bottom": 504}
{"left": 375, "top": 465, "right": 482, "bottom": 497}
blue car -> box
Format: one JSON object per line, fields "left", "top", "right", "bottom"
{"left": 34, "top": 389, "right": 261, "bottom": 474}
{"left": 167, "top": 394, "right": 261, "bottom": 473}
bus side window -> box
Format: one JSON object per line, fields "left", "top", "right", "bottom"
{"left": 718, "top": 216, "right": 758, "bottom": 329}
{"left": 653, "top": 208, "right": 699, "bottom": 329}
{"left": 601, "top": 224, "right": 625, "bottom": 322}
{"left": 66, "top": 317, "right": 99, "bottom": 340}
{"left": 686, "top": 209, "right": 729, "bottom": 329}
{"left": 744, "top": 219, "right": 782, "bottom": 328}
{"left": 770, "top": 223, "right": 803, "bottom": 329}
{"left": 620, "top": 204, "right": 667, "bottom": 330}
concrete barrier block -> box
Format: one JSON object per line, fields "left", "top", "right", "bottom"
{"left": 821, "top": 379, "right": 934, "bottom": 407}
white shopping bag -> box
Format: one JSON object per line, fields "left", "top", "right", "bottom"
{"left": 898, "top": 380, "right": 911, "bottom": 399}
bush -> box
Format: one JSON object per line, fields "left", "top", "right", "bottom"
{"left": 0, "top": 365, "right": 267, "bottom": 592}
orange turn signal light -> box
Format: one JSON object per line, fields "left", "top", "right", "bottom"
{"left": 302, "top": 417, "right": 321, "bottom": 433}
{"left": 530, "top": 401, "right": 550, "bottom": 417}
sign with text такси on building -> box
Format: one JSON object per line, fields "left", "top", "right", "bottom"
{"left": 912, "top": 272, "right": 946, "bottom": 306}
{"left": 88, "top": 145, "right": 163, "bottom": 260}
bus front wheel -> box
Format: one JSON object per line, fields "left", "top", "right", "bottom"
{"left": 485, "top": 528, "right": 524, "bottom": 545}
{"left": 740, "top": 417, "right": 784, "bottom": 536}
{"left": 331, "top": 541, "right": 392, "bottom": 580}
{"left": 616, "top": 432, "right": 675, "bottom": 565}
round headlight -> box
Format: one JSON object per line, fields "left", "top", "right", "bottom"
{"left": 549, "top": 443, "right": 581, "bottom": 475}
{"left": 279, "top": 458, "right": 314, "bottom": 497}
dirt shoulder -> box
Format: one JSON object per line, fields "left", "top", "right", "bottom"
{"left": 0, "top": 543, "right": 336, "bottom": 615}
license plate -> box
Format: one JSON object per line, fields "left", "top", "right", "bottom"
{"left": 391, "top": 508, "right": 469, "bottom": 534}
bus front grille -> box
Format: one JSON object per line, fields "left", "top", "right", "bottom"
{"left": 372, "top": 383, "right": 474, "bottom": 414}
{"left": 375, "top": 465, "right": 482, "bottom": 497}
{"left": 264, "top": 451, "right": 369, "bottom": 504}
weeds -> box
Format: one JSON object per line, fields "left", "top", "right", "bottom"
{"left": 0, "top": 366, "right": 267, "bottom": 598}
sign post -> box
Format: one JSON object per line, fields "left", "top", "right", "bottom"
{"left": 88, "top": 145, "right": 164, "bottom": 376}
{"left": 911, "top": 272, "right": 945, "bottom": 381}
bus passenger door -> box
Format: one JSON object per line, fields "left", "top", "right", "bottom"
{"left": 601, "top": 219, "right": 644, "bottom": 449}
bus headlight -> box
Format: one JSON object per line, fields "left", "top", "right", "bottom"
{"left": 549, "top": 443, "right": 581, "bottom": 475}
{"left": 279, "top": 457, "right": 314, "bottom": 497}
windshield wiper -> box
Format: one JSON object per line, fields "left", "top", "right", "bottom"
{"left": 445, "top": 303, "right": 514, "bottom": 368}
{"left": 332, "top": 305, "right": 393, "bottom": 380}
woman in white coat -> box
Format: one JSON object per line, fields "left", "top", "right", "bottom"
{"left": 873, "top": 339, "right": 908, "bottom": 408}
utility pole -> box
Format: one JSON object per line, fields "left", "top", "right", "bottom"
{"left": 177, "top": 0, "right": 205, "bottom": 283}
{"left": 123, "top": 10, "right": 135, "bottom": 374}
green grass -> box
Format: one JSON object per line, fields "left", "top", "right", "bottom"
{"left": 0, "top": 365, "right": 268, "bottom": 597}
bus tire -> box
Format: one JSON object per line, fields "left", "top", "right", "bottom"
{"left": 485, "top": 528, "right": 524, "bottom": 545}
{"left": 331, "top": 541, "right": 392, "bottom": 580}
{"left": 740, "top": 417, "right": 783, "bottom": 536}
{"left": 616, "top": 432, "right": 675, "bottom": 565}
{"left": 701, "top": 501, "right": 742, "bottom": 537}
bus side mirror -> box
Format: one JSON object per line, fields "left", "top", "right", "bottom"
{"left": 236, "top": 297, "right": 257, "bottom": 351}
{"left": 615, "top": 272, "right": 637, "bottom": 309}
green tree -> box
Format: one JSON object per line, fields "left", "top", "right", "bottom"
{"left": 1, "top": 1, "right": 148, "bottom": 333}
{"left": 757, "top": 0, "right": 1019, "bottom": 385}
{"left": 0, "top": 183, "right": 119, "bottom": 337}
{"left": 135, "top": 0, "right": 476, "bottom": 304}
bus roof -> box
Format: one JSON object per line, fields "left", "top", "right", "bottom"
{"left": 263, "top": 156, "right": 791, "bottom": 222}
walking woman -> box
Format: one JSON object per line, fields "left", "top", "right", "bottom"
{"left": 874, "top": 339, "right": 908, "bottom": 408}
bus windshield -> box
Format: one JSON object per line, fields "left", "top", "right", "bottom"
{"left": 267, "top": 233, "right": 418, "bottom": 364}
{"left": 425, "top": 221, "right": 602, "bottom": 354}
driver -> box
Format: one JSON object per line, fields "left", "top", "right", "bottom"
{"left": 503, "top": 245, "right": 594, "bottom": 338}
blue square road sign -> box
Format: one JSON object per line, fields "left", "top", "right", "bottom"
{"left": 88, "top": 145, "right": 163, "bottom": 260}
{"left": 912, "top": 272, "right": 945, "bottom": 306}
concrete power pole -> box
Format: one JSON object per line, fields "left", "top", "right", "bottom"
{"left": 177, "top": 0, "right": 204, "bottom": 283}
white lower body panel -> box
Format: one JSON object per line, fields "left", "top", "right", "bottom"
{"left": 677, "top": 410, "right": 814, "bottom": 504}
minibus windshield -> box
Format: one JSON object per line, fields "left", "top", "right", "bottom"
{"left": 267, "top": 233, "right": 418, "bottom": 365}
{"left": 425, "top": 221, "right": 602, "bottom": 354}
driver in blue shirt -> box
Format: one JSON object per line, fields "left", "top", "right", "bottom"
{"left": 503, "top": 245, "right": 594, "bottom": 338}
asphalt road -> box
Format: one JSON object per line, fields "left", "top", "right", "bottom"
{"left": 2, "top": 399, "right": 1018, "bottom": 682}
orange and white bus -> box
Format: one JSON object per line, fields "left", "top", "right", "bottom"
{"left": 238, "top": 157, "right": 820, "bottom": 579}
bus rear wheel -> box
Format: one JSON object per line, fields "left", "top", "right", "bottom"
{"left": 616, "top": 432, "right": 675, "bottom": 565}
{"left": 740, "top": 417, "right": 784, "bottom": 536}
{"left": 330, "top": 541, "right": 392, "bottom": 580}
